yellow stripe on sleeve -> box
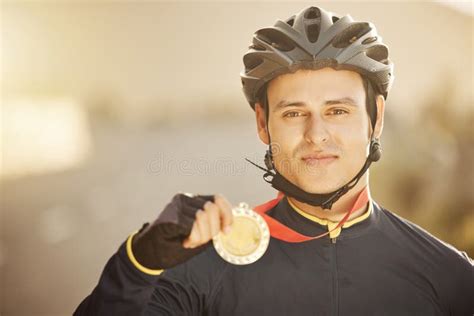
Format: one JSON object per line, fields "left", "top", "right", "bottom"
{"left": 126, "top": 231, "right": 164, "bottom": 276}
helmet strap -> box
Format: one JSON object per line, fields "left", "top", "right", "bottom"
{"left": 246, "top": 137, "right": 381, "bottom": 210}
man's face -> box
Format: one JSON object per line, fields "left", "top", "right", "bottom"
{"left": 256, "top": 67, "right": 380, "bottom": 194}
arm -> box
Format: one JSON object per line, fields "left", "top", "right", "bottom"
{"left": 73, "top": 233, "right": 163, "bottom": 316}
{"left": 74, "top": 194, "right": 233, "bottom": 316}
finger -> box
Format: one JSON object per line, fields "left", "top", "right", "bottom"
{"left": 182, "top": 194, "right": 214, "bottom": 209}
{"left": 182, "top": 216, "right": 201, "bottom": 248}
{"left": 203, "top": 201, "right": 220, "bottom": 238}
{"left": 195, "top": 209, "right": 212, "bottom": 243}
{"left": 214, "top": 194, "right": 233, "bottom": 231}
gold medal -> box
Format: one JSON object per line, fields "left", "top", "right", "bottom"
{"left": 213, "top": 202, "right": 270, "bottom": 265}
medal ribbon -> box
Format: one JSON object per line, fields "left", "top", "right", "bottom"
{"left": 253, "top": 187, "right": 369, "bottom": 243}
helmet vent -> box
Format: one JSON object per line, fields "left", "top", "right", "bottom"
{"left": 362, "top": 36, "right": 377, "bottom": 45}
{"left": 256, "top": 28, "right": 296, "bottom": 52}
{"left": 304, "top": 7, "right": 321, "bottom": 19}
{"left": 332, "top": 16, "right": 340, "bottom": 23}
{"left": 306, "top": 23, "right": 320, "bottom": 43}
{"left": 243, "top": 55, "right": 264, "bottom": 72}
{"left": 366, "top": 45, "right": 389, "bottom": 65}
{"left": 332, "top": 22, "right": 372, "bottom": 48}
{"left": 286, "top": 16, "right": 295, "bottom": 27}
{"left": 249, "top": 43, "right": 266, "bottom": 51}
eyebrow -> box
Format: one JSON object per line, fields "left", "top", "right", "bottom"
{"left": 273, "top": 97, "right": 360, "bottom": 112}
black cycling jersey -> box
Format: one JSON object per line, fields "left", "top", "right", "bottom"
{"left": 74, "top": 197, "right": 474, "bottom": 316}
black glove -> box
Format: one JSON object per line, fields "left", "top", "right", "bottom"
{"left": 131, "top": 193, "right": 215, "bottom": 270}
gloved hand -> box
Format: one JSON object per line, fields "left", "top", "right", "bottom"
{"left": 132, "top": 193, "right": 233, "bottom": 270}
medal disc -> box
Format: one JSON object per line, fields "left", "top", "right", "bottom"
{"left": 213, "top": 202, "right": 270, "bottom": 265}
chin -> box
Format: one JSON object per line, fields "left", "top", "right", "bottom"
{"left": 299, "top": 183, "right": 342, "bottom": 194}
{"left": 292, "top": 174, "right": 347, "bottom": 194}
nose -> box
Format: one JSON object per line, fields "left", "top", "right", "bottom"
{"left": 304, "top": 114, "right": 329, "bottom": 145}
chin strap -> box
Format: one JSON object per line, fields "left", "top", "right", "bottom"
{"left": 245, "top": 138, "right": 381, "bottom": 210}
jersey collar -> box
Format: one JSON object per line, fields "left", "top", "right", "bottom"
{"left": 253, "top": 187, "right": 371, "bottom": 242}
{"left": 287, "top": 197, "right": 372, "bottom": 239}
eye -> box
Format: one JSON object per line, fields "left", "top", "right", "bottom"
{"left": 283, "top": 111, "right": 306, "bottom": 118}
{"left": 328, "top": 108, "right": 349, "bottom": 116}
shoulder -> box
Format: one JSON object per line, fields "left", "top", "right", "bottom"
{"left": 374, "top": 203, "right": 473, "bottom": 267}
{"left": 374, "top": 204, "right": 473, "bottom": 311}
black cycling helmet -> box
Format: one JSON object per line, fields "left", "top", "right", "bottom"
{"left": 241, "top": 6, "right": 394, "bottom": 109}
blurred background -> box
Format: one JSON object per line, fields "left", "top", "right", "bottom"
{"left": 1, "top": 1, "right": 473, "bottom": 315}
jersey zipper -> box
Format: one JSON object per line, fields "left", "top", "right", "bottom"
{"left": 330, "top": 237, "right": 339, "bottom": 316}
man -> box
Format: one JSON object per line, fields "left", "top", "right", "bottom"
{"left": 75, "top": 6, "right": 473, "bottom": 315}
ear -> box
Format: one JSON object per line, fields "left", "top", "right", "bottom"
{"left": 373, "top": 95, "right": 385, "bottom": 139}
{"left": 255, "top": 102, "right": 270, "bottom": 145}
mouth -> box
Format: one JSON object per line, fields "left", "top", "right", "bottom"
{"left": 301, "top": 153, "right": 339, "bottom": 166}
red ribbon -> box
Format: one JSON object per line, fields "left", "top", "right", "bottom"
{"left": 253, "top": 187, "right": 369, "bottom": 243}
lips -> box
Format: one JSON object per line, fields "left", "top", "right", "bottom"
{"left": 301, "top": 153, "right": 339, "bottom": 166}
